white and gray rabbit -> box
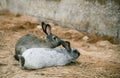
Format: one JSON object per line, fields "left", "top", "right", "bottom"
{"left": 18, "top": 40, "right": 80, "bottom": 70}
{"left": 14, "top": 22, "right": 62, "bottom": 61}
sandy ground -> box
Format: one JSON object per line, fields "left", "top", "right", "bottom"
{"left": 0, "top": 11, "right": 120, "bottom": 78}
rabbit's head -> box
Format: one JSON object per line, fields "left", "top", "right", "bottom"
{"left": 41, "top": 22, "right": 62, "bottom": 48}
{"left": 61, "top": 40, "right": 80, "bottom": 60}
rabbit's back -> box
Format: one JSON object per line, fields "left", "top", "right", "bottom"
{"left": 16, "top": 34, "right": 46, "bottom": 47}
{"left": 22, "top": 48, "right": 70, "bottom": 69}
{"left": 15, "top": 34, "right": 47, "bottom": 53}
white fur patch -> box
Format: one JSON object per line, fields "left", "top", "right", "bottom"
{"left": 22, "top": 47, "right": 79, "bottom": 69}
{"left": 22, "top": 48, "right": 70, "bottom": 69}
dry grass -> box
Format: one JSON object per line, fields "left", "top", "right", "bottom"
{"left": 0, "top": 11, "right": 120, "bottom": 78}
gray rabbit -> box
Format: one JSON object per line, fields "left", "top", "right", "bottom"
{"left": 14, "top": 22, "right": 62, "bottom": 61}
{"left": 18, "top": 40, "right": 80, "bottom": 70}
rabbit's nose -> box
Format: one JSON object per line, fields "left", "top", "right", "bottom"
{"left": 73, "top": 49, "right": 80, "bottom": 57}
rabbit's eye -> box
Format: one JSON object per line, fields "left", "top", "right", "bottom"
{"left": 53, "top": 36, "right": 57, "bottom": 40}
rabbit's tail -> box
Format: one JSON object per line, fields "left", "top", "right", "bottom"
{"left": 14, "top": 54, "right": 19, "bottom": 61}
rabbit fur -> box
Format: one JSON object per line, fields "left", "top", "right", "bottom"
{"left": 14, "top": 22, "right": 62, "bottom": 61}
{"left": 19, "top": 41, "right": 80, "bottom": 70}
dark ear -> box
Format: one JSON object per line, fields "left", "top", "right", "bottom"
{"left": 41, "top": 22, "right": 47, "bottom": 34}
{"left": 45, "top": 24, "right": 51, "bottom": 35}
{"left": 18, "top": 55, "right": 25, "bottom": 68}
{"left": 62, "top": 41, "right": 71, "bottom": 52}
{"left": 14, "top": 55, "right": 19, "bottom": 61}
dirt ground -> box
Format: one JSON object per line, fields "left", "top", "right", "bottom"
{"left": 0, "top": 10, "right": 120, "bottom": 78}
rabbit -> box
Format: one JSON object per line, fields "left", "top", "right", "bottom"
{"left": 18, "top": 40, "right": 80, "bottom": 70}
{"left": 14, "top": 22, "right": 62, "bottom": 61}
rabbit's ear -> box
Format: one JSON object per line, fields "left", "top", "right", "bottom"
{"left": 18, "top": 55, "right": 25, "bottom": 69}
{"left": 45, "top": 24, "right": 51, "bottom": 35}
{"left": 62, "top": 41, "right": 71, "bottom": 52}
{"left": 41, "top": 22, "right": 47, "bottom": 34}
